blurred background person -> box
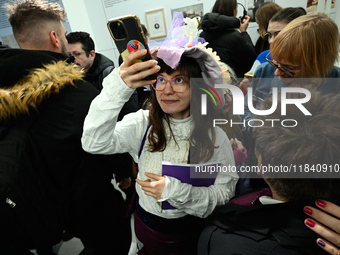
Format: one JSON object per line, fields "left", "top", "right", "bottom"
{"left": 67, "top": 31, "right": 114, "bottom": 91}
{"left": 66, "top": 31, "right": 138, "bottom": 254}
{"left": 200, "top": 0, "right": 257, "bottom": 78}
{"left": 254, "top": 2, "right": 282, "bottom": 55}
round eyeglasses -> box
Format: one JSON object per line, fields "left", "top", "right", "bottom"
{"left": 151, "top": 76, "right": 189, "bottom": 93}
{"left": 265, "top": 53, "right": 300, "bottom": 77}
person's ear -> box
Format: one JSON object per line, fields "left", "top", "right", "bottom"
{"left": 89, "top": 50, "right": 96, "bottom": 59}
{"left": 50, "top": 30, "right": 60, "bottom": 49}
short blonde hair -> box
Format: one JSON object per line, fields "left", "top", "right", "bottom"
{"left": 5, "top": 0, "right": 65, "bottom": 47}
{"left": 270, "top": 13, "right": 339, "bottom": 78}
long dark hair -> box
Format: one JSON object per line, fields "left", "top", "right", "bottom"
{"left": 212, "top": 0, "right": 237, "bottom": 17}
{"left": 147, "top": 55, "right": 216, "bottom": 162}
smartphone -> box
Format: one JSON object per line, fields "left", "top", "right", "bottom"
{"left": 107, "top": 14, "right": 156, "bottom": 80}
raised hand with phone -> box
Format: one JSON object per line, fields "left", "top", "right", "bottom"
{"left": 118, "top": 49, "right": 159, "bottom": 89}
{"left": 107, "top": 14, "right": 157, "bottom": 81}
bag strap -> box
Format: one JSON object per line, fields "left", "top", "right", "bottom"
{"left": 138, "top": 124, "right": 151, "bottom": 158}
{"left": 125, "top": 124, "right": 151, "bottom": 218}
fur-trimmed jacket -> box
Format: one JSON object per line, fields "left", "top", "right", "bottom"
{"left": 0, "top": 48, "right": 127, "bottom": 240}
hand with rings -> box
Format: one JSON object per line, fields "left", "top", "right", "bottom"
{"left": 304, "top": 200, "right": 340, "bottom": 254}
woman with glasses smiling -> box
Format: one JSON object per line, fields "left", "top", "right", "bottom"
{"left": 82, "top": 13, "right": 238, "bottom": 255}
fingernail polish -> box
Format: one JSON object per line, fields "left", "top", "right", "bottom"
{"left": 304, "top": 207, "right": 313, "bottom": 215}
{"left": 305, "top": 219, "right": 315, "bottom": 228}
{"left": 317, "top": 239, "right": 325, "bottom": 247}
{"left": 316, "top": 200, "right": 327, "bottom": 208}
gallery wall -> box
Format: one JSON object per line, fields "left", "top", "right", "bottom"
{"left": 62, "top": 0, "right": 338, "bottom": 67}
{"left": 1, "top": 0, "right": 339, "bottom": 67}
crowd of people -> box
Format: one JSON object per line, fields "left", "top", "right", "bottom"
{"left": 1, "top": 0, "right": 340, "bottom": 255}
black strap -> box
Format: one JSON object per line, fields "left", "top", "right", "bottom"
{"left": 125, "top": 124, "right": 151, "bottom": 218}
{"left": 138, "top": 124, "right": 151, "bottom": 158}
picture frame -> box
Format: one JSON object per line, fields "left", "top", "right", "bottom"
{"left": 171, "top": 3, "right": 204, "bottom": 29}
{"left": 145, "top": 8, "right": 167, "bottom": 39}
{"left": 171, "top": 3, "right": 204, "bottom": 20}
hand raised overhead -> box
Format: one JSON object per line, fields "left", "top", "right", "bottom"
{"left": 119, "top": 49, "right": 160, "bottom": 89}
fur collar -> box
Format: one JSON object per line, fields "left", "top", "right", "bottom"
{"left": 0, "top": 60, "right": 84, "bottom": 121}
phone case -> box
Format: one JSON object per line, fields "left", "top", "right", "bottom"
{"left": 107, "top": 14, "right": 151, "bottom": 62}
{"left": 107, "top": 14, "right": 156, "bottom": 80}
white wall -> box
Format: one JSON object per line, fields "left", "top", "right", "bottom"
{"left": 62, "top": 0, "right": 219, "bottom": 67}
{"left": 57, "top": 0, "right": 340, "bottom": 67}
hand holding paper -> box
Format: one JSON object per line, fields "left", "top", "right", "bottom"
{"left": 136, "top": 172, "right": 165, "bottom": 200}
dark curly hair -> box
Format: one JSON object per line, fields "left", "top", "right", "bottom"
{"left": 66, "top": 31, "right": 95, "bottom": 57}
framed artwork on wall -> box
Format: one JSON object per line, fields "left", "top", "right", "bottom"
{"left": 145, "top": 8, "right": 167, "bottom": 39}
{"left": 171, "top": 3, "right": 204, "bottom": 29}
{"left": 306, "top": 0, "right": 337, "bottom": 14}
{"left": 171, "top": 3, "right": 204, "bottom": 19}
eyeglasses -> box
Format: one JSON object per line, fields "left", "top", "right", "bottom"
{"left": 151, "top": 76, "right": 189, "bottom": 93}
{"left": 265, "top": 53, "right": 300, "bottom": 78}
{"left": 264, "top": 30, "right": 281, "bottom": 41}
{"left": 68, "top": 52, "right": 86, "bottom": 58}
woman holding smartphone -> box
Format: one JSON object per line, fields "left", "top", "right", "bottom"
{"left": 82, "top": 14, "right": 238, "bottom": 255}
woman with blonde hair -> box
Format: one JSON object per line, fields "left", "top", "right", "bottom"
{"left": 242, "top": 7, "right": 306, "bottom": 89}
{"left": 241, "top": 13, "right": 340, "bottom": 191}
{"left": 243, "top": 12, "right": 340, "bottom": 124}
{"left": 270, "top": 13, "right": 339, "bottom": 79}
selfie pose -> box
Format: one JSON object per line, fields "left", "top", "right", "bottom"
{"left": 82, "top": 13, "right": 238, "bottom": 255}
